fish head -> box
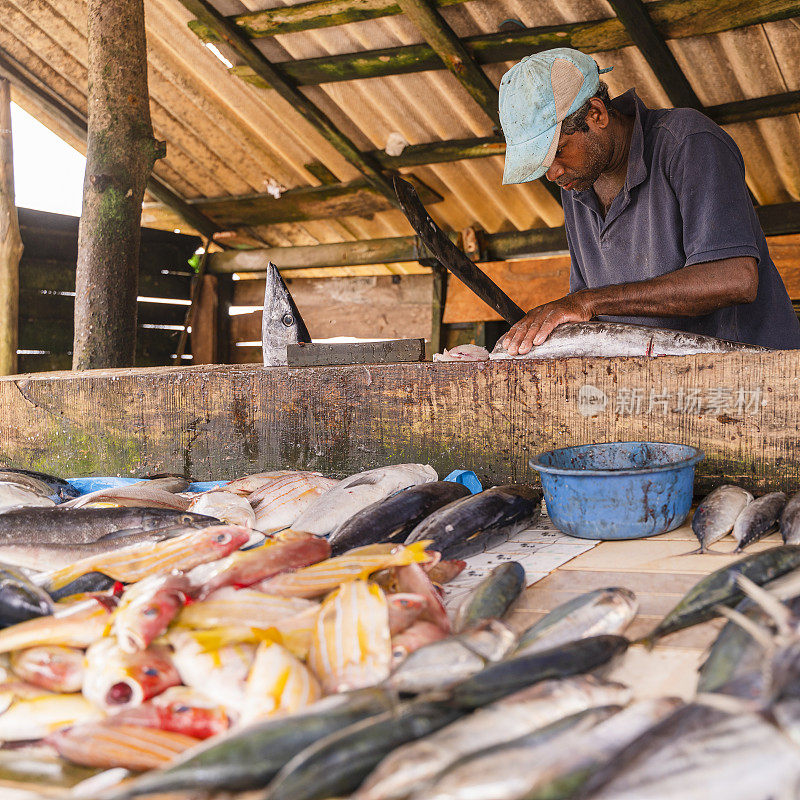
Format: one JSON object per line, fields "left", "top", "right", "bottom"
{"left": 262, "top": 262, "right": 311, "bottom": 367}
{"left": 196, "top": 525, "right": 252, "bottom": 556}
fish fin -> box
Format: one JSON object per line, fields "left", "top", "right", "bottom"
{"left": 713, "top": 603, "right": 776, "bottom": 650}
{"left": 400, "top": 540, "right": 434, "bottom": 564}
{"left": 632, "top": 633, "right": 656, "bottom": 650}
{"left": 735, "top": 575, "right": 794, "bottom": 637}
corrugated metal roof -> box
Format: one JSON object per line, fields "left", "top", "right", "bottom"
{"left": 2, "top": 0, "right": 799, "bottom": 274}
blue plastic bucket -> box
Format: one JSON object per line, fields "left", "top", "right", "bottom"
{"left": 530, "top": 441, "right": 704, "bottom": 540}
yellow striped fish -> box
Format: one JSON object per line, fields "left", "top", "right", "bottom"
{"left": 308, "top": 581, "right": 391, "bottom": 694}
{"left": 168, "top": 629, "right": 256, "bottom": 718}
{"left": 0, "top": 597, "right": 115, "bottom": 654}
{"left": 251, "top": 473, "right": 340, "bottom": 533}
{"left": 40, "top": 525, "right": 250, "bottom": 590}
{"left": 176, "top": 587, "right": 317, "bottom": 630}
{"left": 256, "top": 541, "right": 432, "bottom": 599}
{"left": 0, "top": 691, "right": 103, "bottom": 741}
{"left": 240, "top": 641, "right": 321, "bottom": 725}
{"left": 48, "top": 722, "right": 200, "bottom": 770}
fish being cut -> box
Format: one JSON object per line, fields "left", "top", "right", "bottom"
{"left": 292, "top": 464, "right": 438, "bottom": 538}
{"left": 405, "top": 485, "right": 542, "bottom": 559}
{"left": 492, "top": 321, "right": 766, "bottom": 359}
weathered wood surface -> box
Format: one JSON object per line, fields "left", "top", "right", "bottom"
{"left": 190, "top": 177, "right": 442, "bottom": 226}
{"left": 0, "top": 352, "right": 796, "bottom": 493}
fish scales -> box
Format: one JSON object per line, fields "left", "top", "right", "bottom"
{"left": 690, "top": 485, "right": 753, "bottom": 553}
{"left": 453, "top": 561, "right": 525, "bottom": 633}
{"left": 253, "top": 473, "right": 340, "bottom": 533}
{"left": 733, "top": 491, "right": 787, "bottom": 552}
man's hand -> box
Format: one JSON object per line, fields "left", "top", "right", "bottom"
{"left": 502, "top": 292, "right": 594, "bottom": 355}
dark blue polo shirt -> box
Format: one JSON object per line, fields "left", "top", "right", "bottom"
{"left": 563, "top": 89, "right": 800, "bottom": 349}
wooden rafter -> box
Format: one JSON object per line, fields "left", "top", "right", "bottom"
{"left": 0, "top": 48, "right": 221, "bottom": 242}
{"left": 175, "top": 0, "right": 398, "bottom": 207}
{"left": 605, "top": 0, "right": 701, "bottom": 109}
{"left": 190, "top": 0, "right": 800, "bottom": 42}
{"left": 206, "top": 201, "right": 800, "bottom": 272}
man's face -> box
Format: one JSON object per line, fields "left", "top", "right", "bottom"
{"left": 545, "top": 127, "right": 611, "bottom": 191}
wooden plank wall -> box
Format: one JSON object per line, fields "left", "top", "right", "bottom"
{"left": 230, "top": 274, "right": 432, "bottom": 363}
{"left": 444, "top": 234, "right": 800, "bottom": 323}
{"left": 17, "top": 208, "right": 200, "bottom": 372}
{"left": 0, "top": 352, "right": 796, "bottom": 493}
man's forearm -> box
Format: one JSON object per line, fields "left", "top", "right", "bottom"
{"left": 581, "top": 257, "right": 759, "bottom": 318}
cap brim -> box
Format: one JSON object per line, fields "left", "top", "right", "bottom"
{"left": 502, "top": 120, "right": 562, "bottom": 185}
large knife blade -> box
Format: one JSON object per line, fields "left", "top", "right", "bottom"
{"left": 394, "top": 176, "right": 525, "bottom": 325}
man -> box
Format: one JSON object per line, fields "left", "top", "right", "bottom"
{"left": 498, "top": 48, "right": 800, "bottom": 355}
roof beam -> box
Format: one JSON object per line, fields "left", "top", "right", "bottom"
{"left": 395, "top": 0, "right": 500, "bottom": 127}
{"left": 605, "top": 0, "right": 701, "bottom": 109}
{"left": 188, "top": 177, "right": 442, "bottom": 226}
{"left": 206, "top": 201, "right": 800, "bottom": 273}
{"left": 217, "top": 0, "right": 800, "bottom": 85}
{"left": 189, "top": 0, "right": 470, "bottom": 39}
{"left": 0, "top": 48, "right": 221, "bottom": 241}
{"left": 176, "top": 0, "right": 398, "bottom": 207}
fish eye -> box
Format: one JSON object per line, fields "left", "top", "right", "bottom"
{"left": 213, "top": 532, "right": 233, "bottom": 544}
{"left": 281, "top": 313, "right": 294, "bottom": 327}
{"left": 144, "top": 667, "right": 159, "bottom": 676}
{"left": 180, "top": 514, "right": 193, "bottom": 524}
{"left": 142, "top": 606, "right": 160, "bottom": 617}
{"left": 174, "top": 704, "right": 190, "bottom": 713}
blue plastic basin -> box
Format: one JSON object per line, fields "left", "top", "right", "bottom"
{"left": 530, "top": 441, "right": 704, "bottom": 540}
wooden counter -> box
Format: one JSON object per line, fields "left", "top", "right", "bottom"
{"left": 0, "top": 350, "right": 797, "bottom": 492}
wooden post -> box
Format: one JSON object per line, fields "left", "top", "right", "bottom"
{"left": 191, "top": 274, "right": 219, "bottom": 365}
{"left": 0, "top": 79, "right": 21, "bottom": 376}
{"left": 430, "top": 264, "right": 447, "bottom": 356}
{"left": 73, "top": 0, "right": 165, "bottom": 370}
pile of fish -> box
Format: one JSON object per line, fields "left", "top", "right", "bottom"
{"left": 691, "top": 484, "right": 799, "bottom": 553}
{"left": 0, "top": 464, "right": 799, "bottom": 799}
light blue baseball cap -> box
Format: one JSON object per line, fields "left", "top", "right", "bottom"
{"left": 500, "top": 48, "right": 612, "bottom": 185}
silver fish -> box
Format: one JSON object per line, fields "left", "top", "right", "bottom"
{"left": 356, "top": 676, "right": 631, "bottom": 800}
{"left": 262, "top": 262, "right": 311, "bottom": 367}
{"left": 422, "top": 699, "right": 679, "bottom": 800}
{"left": 492, "top": 321, "right": 765, "bottom": 360}
{"left": 513, "top": 587, "right": 638, "bottom": 656}
{"left": 690, "top": 485, "right": 753, "bottom": 553}
{"left": 386, "top": 620, "right": 516, "bottom": 694}
{"left": 733, "top": 492, "right": 786, "bottom": 552}
{"left": 292, "top": 464, "right": 438, "bottom": 538}
{"left": 580, "top": 703, "right": 800, "bottom": 800}
{"left": 781, "top": 491, "right": 800, "bottom": 545}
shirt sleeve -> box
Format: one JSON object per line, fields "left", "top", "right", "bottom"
{"left": 667, "top": 131, "right": 761, "bottom": 267}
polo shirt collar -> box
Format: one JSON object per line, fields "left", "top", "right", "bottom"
{"left": 571, "top": 88, "right": 649, "bottom": 214}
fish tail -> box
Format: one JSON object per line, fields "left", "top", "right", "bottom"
{"left": 680, "top": 545, "right": 706, "bottom": 556}
{"left": 633, "top": 633, "right": 657, "bottom": 651}
{"left": 400, "top": 540, "right": 434, "bottom": 564}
